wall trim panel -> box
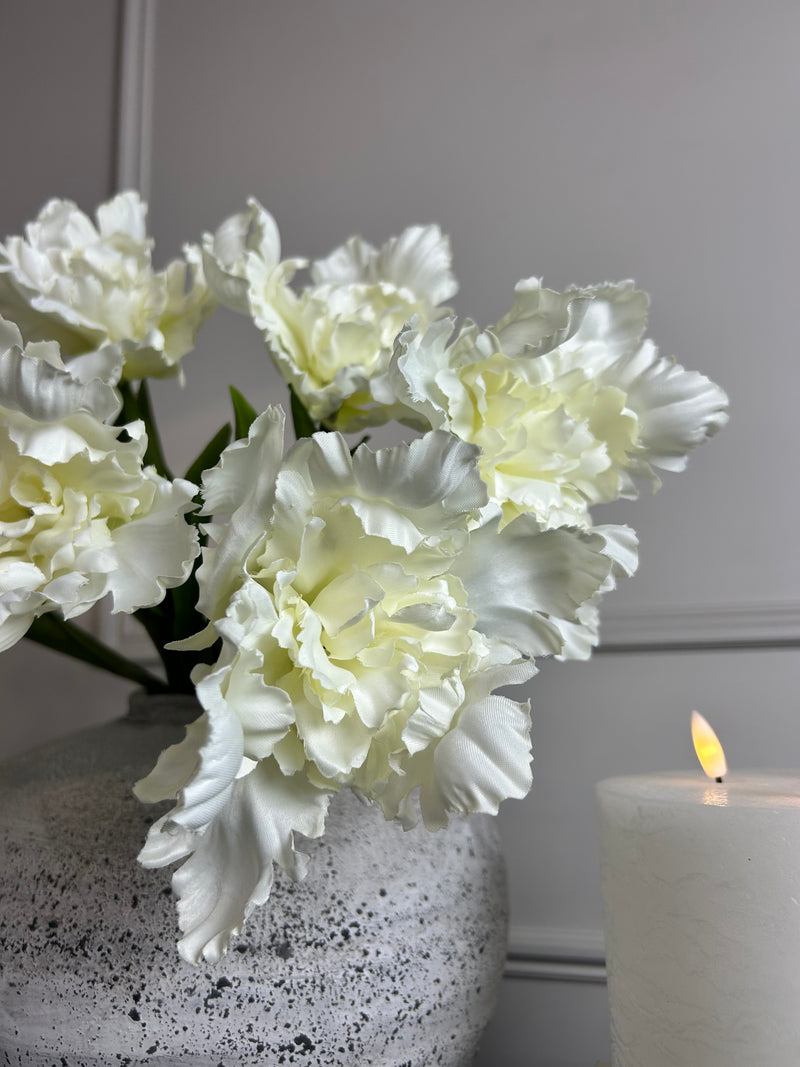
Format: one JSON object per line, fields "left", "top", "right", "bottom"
{"left": 506, "top": 925, "right": 607, "bottom": 984}
{"left": 112, "top": 600, "right": 800, "bottom": 660}
{"left": 504, "top": 958, "right": 607, "bottom": 984}
{"left": 599, "top": 600, "right": 800, "bottom": 652}
{"left": 508, "top": 924, "right": 605, "bottom": 962}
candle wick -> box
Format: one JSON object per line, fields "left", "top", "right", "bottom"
{"left": 715, "top": 776, "right": 724, "bottom": 784}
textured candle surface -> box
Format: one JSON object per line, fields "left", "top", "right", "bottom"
{"left": 598, "top": 773, "right": 800, "bottom": 1067}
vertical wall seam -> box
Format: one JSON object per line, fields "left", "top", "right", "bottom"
{"left": 92, "top": 0, "right": 158, "bottom": 648}
{"left": 114, "top": 0, "right": 157, "bottom": 198}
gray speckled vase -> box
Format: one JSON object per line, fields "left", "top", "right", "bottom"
{"left": 0, "top": 692, "right": 508, "bottom": 1066}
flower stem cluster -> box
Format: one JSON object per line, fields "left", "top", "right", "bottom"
{"left": 0, "top": 194, "right": 728, "bottom": 963}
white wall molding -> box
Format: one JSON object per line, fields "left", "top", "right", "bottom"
{"left": 102, "top": 598, "right": 800, "bottom": 670}
{"left": 508, "top": 924, "right": 605, "bottom": 962}
{"left": 504, "top": 957, "right": 607, "bottom": 984}
{"left": 505, "top": 925, "right": 607, "bottom": 984}
{"left": 598, "top": 600, "right": 800, "bottom": 652}
{"left": 115, "top": 0, "right": 157, "bottom": 197}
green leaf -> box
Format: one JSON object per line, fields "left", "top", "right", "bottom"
{"left": 289, "top": 384, "right": 318, "bottom": 440}
{"left": 184, "top": 423, "right": 232, "bottom": 487}
{"left": 136, "top": 380, "right": 173, "bottom": 480}
{"left": 229, "top": 385, "right": 259, "bottom": 440}
{"left": 26, "top": 615, "right": 168, "bottom": 693}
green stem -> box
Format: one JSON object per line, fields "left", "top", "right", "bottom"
{"left": 134, "top": 593, "right": 217, "bottom": 695}
{"left": 136, "top": 380, "right": 173, "bottom": 479}
{"left": 133, "top": 607, "right": 185, "bottom": 691}
{"left": 25, "top": 615, "right": 169, "bottom": 693}
{"left": 116, "top": 380, "right": 140, "bottom": 426}
{"left": 349, "top": 434, "right": 371, "bottom": 455}
{"left": 289, "top": 385, "right": 319, "bottom": 440}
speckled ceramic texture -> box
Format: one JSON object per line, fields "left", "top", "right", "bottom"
{"left": 0, "top": 695, "right": 508, "bottom": 1066}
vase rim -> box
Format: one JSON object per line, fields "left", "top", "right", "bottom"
{"left": 126, "top": 689, "right": 202, "bottom": 726}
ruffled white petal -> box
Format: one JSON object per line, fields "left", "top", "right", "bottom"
{"left": 351, "top": 429, "right": 487, "bottom": 524}
{"left": 202, "top": 198, "right": 283, "bottom": 314}
{"left": 0, "top": 582, "right": 48, "bottom": 652}
{"left": 494, "top": 279, "right": 648, "bottom": 361}
{"left": 374, "top": 224, "right": 459, "bottom": 306}
{"left": 380, "top": 316, "right": 458, "bottom": 430}
{"left": 550, "top": 524, "right": 639, "bottom": 659}
{"left": 196, "top": 406, "right": 285, "bottom": 628}
{"left": 310, "top": 235, "right": 378, "bottom": 286}
{"left": 420, "top": 694, "right": 533, "bottom": 829}
{"left": 453, "top": 514, "right": 617, "bottom": 657}
{"left": 104, "top": 476, "right": 199, "bottom": 613}
{"left": 136, "top": 670, "right": 244, "bottom": 834}
{"left": 96, "top": 190, "right": 148, "bottom": 241}
{"left": 611, "top": 341, "right": 729, "bottom": 482}
{"left": 375, "top": 664, "right": 535, "bottom": 831}
{"left": 136, "top": 812, "right": 198, "bottom": 868}
{"left": 0, "top": 331, "right": 199, "bottom": 645}
{"left": 171, "top": 759, "right": 329, "bottom": 964}
{"left": 208, "top": 635, "right": 296, "bottom": 761}
{"left": 0, "top": 329, "right": 121, "bottom": 424}
{"left": 133, "top": 715, "right": 208, "bottom": 806}
{"left": 136, "top": 403, "right": 657, "bottom": 960}
{"left": 0, "top": 193, "right": 214, "bottom": 380}
{"left": 203, "top": 209, "right": 458, "bottom": 425}
{"left": 311, "top": 224, "right": 457, "bottom": 308}
{"left": 387, "top": 279, "right": 727, "bottom": 526}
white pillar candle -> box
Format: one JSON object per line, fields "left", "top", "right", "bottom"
{"left": 597, "top": 772, "right": 800, "bottom": 1067}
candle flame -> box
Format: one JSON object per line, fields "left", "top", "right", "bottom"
{"left": 691, "top": 710, "right": 727, "bottom": 780}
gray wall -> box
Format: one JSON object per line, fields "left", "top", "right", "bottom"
{"left": 2, "top": 3, "right": 799, "bottom": 1063}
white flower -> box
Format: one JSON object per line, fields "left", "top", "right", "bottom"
{"left": 380, "top": 280, "right": 729, "bottom": 529}
{"left": 0, "top": 192, "right": 214, "bottom": 381}
{"left": 202, "top": 199, "right": 458, "bottom": 424}
{"left": 137, "top": 413, "right": 635, "bottom": 963}
{"left": 0, "top": 318, "right": 200, "bottom": 650}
